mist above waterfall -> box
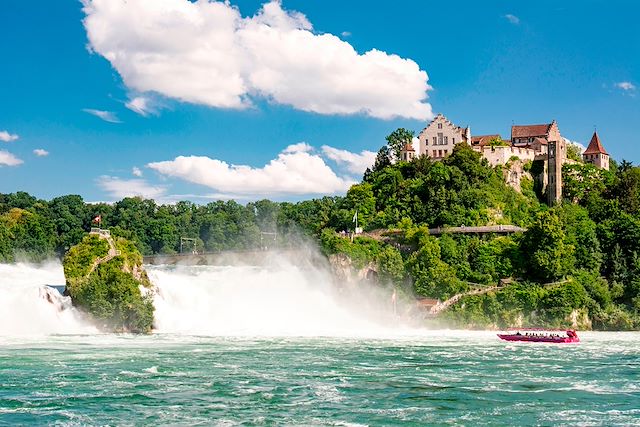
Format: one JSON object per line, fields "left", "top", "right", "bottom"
{"left": 149, "top": 252, "right": 416, "bottom": 338}
{"left": 1, "top": 250, "right": 424, "bottom": 338}
{"left": 0, "top": 263, "right": 95, "bottom": 336}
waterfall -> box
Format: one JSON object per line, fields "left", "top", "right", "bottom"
{"left": 149, "top": 255, "right": 408, "bottom": 337}
{"left": 1, "top": 255, "right": 418, "bottom": 338}
{"left": 0, "top": 263, "right": 95, "bottom": 336}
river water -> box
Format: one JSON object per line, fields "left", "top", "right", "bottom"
{"left": 0, "top": 263, "right": 638, "bottom": 426}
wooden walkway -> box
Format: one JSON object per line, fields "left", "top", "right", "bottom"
{"left": 427, "top": 225, "right": 527, "bottom": 235}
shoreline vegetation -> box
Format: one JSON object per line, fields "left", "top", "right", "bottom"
{"left": 2, "top": 141, "right": 640, "bottom": 331}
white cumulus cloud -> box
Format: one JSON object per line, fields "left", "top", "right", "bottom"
{"left": 147, "top": 143, "right": 355, "bottom": 197}
{"left": 82, "top": 0, "right": 432, "bottom": 120}
{"left": 97, "top": 176, "right": 167, "bottom": 199}
{"left": 616, "top": 81, "right": 636, "bottom": 91}
{"left": 0, "top": 150, "right": 23, "bottom": 166}
{"left": 126, "top": 96, "right": 156, "bottom": 116}
{"left": 132, "top": 166, "right": 143, "bottom": 177}
{"left": 33, "top": 148, "right": 49, "bottom": 157}
{"left": 504, "top": 14, "right": 520, "bottom": 24}
{"left": 0, "top": 130, "right": 19, "bottom": 142}
{"left": 83, "top": 108, "right": 122, "bottom": 123}
{"left": 321, "top": 145, "right": 376, "bottom": 175}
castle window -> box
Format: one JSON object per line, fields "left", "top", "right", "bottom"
{"left": 452, "top": 138, "right": 456, "bottom": 144}
{"left": 432, "top": 150, "right": 437, "bottom": 157}
{"left": 438, "top": 123, "right": 442, "bottom": 129}
{"left": 438, "top": 149, "right": 443, "bottom": 157}
{"left": 444, "top": 149, "right": 448, "bottom": 155}
{"left": 445, "top": 136, "right": 448, "bottom": 144}
{"left": 433, "top": 137, "right": 436, "bottom": 145}
{"left": 438, "top": 133, "right": 443, "bottom": 145}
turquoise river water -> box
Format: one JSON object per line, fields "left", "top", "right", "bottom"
{"left": 1, "top": 263, "right": 639, "bottom": 425}
{"left": 1, "top": 333, "right": 639, "bottom": 426}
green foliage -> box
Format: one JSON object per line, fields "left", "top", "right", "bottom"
{"left": 63, "top": 235, "right": 109, "bottom": 282}
{"left": 377, "top": 245, "right": 405, "bottom": 285}
{"left": 320, "top": 229, "right": 382, "bottom": 269}
{"left": 385, "top": 128, "right": 415, "bottom": 160}
{"left": 520, "top": 210, "right": 575, "bottom": 282}
{"left": 405, "top": 235, "right": 465, "bottom": 299}
{"left": 63, "top": 234, "right": 154, "bottom": 333}
{"left": 566, "top": 143, "right": 583, "bottom": 162}
{"left": 563, "top": 163, "right": 607, "bottom": 204}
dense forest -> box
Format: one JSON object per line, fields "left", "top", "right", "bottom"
{"left": 2, "top": 138, "right": 640, "bottom": 329}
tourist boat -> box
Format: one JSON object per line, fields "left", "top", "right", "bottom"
{"left": 497, "top": 328, "right": 580, "bottom": 343}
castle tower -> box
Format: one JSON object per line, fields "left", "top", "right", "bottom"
{"left": 547, "top": 139, "right": 565, "bottom": 205}
{"left": 400, "top": 142, "right": 416, "bottom": 162}
{"left": 582, "top": 131, "right": 609, "bottom": 170}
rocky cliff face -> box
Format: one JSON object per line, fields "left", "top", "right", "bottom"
{"left": 328, "top": 253, "right": 379, "bottom": 287}
{"left": 63, "top": 233, "right": 155, "bottom": 333}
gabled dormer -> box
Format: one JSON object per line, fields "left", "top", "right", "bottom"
{"left": 417, "top": 113, "right": 470, "bottom": 160}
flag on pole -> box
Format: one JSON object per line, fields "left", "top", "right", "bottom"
{"left": 352, "top": 211, "right": 358, "bottom": 223}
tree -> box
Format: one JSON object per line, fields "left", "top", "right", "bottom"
{"left": 377, "top": 245, "right": 405, "bottom": 285}
{"left": 340, "top": 183, "right": 376, "bottom": 230}
{"left": 562, "top": 163, "right": 606, "bottom": 204}
{"left": 520, "top": 210, "right": 575, "bottom": 282}
{"left": 364, "top": 146, "right": 392, "bottom": 182}
{"left": 385, "top": 128, "right": 415, "bottom": 161}
{"left": 610, "top": 166, "right": 640, "bottom": 214}
{"left": 406, "top": 235, "right": 464, "bottom": 299}
{"left": 566, "top": 143, "right": 583, "bottom": 163}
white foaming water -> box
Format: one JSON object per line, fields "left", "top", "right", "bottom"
{"left": 0, "top": 263, "right": 95, "bottom": 336}
{"left": 149, "top": 256, "right": 418, "bottom": 338}
{"left": 0, "top": 258, "right": 482, "bottom": 339}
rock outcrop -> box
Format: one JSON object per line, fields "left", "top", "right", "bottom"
{"left": 63, "top": 231, "right": 155, "bottom": 333}
{"left": 328, "top": 253, "right": 379, "bottom": 287}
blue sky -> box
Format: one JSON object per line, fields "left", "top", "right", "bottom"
{"left": 1, "top": 0, "right": 638, "bottom": 203}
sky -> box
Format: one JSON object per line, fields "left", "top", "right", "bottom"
{"left": 1, "top": 0, "right": 638, "bottom": 203}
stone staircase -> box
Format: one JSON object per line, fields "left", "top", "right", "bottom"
{"left": 87, "top": 229, "right": 121, "bottom": 275}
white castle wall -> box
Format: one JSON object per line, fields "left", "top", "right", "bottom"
{"left": 478, "top": 145, "right": 536, "bottom": 167}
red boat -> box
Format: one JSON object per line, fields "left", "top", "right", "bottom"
{"left": 497, "top": 328, "right": 579, "bottom": 343}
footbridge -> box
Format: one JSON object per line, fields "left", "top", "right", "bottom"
{"left": 426, "top": 225, "right": 527, "bottom": 235}
{"left": 142, "top": 249, "right": 308, "bottom": 266}
{"left": 365, "top": 225, "right": 526, "bottom": 241}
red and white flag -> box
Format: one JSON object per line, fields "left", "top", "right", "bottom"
{"left": 92, "top": 215, "right": 101, "bottom": 223}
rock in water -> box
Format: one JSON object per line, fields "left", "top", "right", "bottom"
{"left": 63, "top": 232, "right": 155, "bottom": 333}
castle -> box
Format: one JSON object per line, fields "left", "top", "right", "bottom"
{"left": 404, "top": 114, "right": 610, "bottom": 205}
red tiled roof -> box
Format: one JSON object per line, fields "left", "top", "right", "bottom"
{"left": 583, "top": 131, "right": 608, "bottom": 155}
{"left": 471, "top": 134, "right": 502, "bottom": 146}
{"left": 402, "top": 142, "right": 415, "bottom": 152}
{"left": 511, "top": 124, "right": 551, "bottom": 138}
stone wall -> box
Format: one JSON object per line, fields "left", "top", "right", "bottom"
{"left": 478, "top": 145, "right": 536, "bottom": 167}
